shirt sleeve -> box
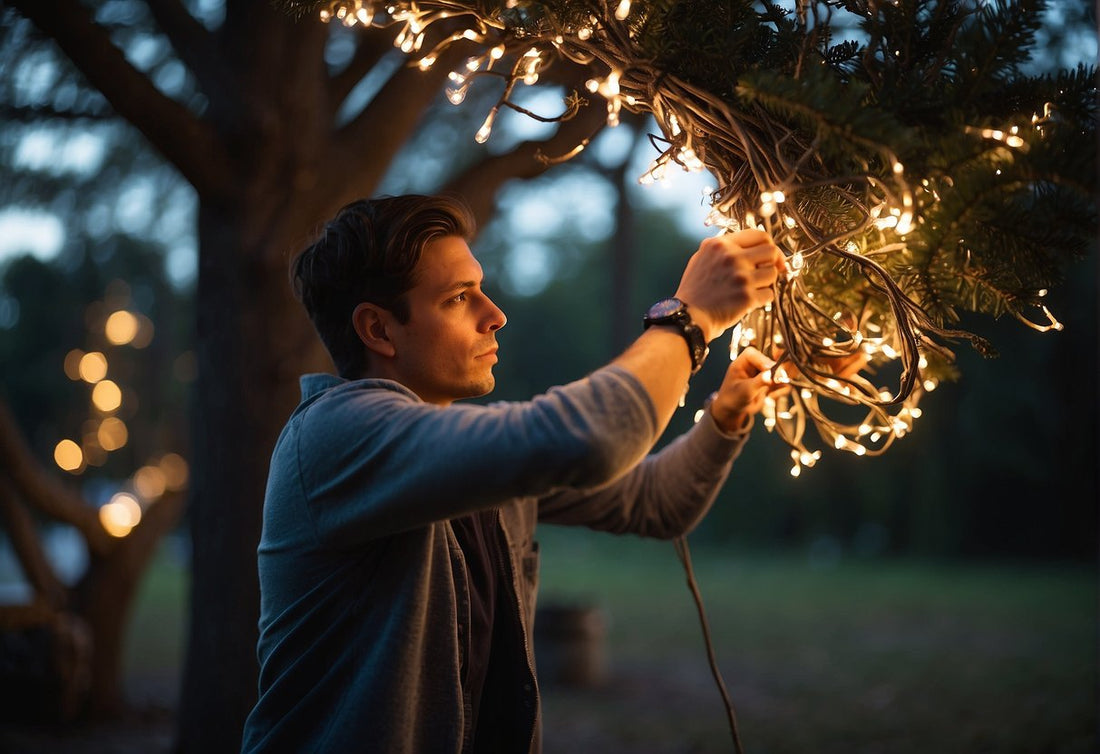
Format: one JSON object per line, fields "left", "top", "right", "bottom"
{"left": 292, "top": 366, "right": 660, "bottom": 547}
{"left": 535, "top": 408, "right": 751, "bottom": 539}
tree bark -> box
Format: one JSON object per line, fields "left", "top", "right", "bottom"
{"left": 176, "top": 201, "right": 330, "bottom": 753}
{"left": 76, "top": 490, "right": 186, "bottom": 718}
{"left": 0, "top": 399, "right": 186, "bottom": 721}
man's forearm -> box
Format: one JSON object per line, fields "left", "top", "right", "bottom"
{"left": 610, "top": 326, "right": 700, "bottom": 435}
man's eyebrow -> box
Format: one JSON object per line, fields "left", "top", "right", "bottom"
{"left": 439, "top": 280, "right": 478, "bottom": 296}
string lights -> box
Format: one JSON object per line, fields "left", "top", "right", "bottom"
{"left": 55, "top": 282, "right": 189, "bottom": 537}
{"left": 287, "top": 0, "right": 1091, "bottom": 474}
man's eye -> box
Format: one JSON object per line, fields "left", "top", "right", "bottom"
{"left": 451, "top": 292, "right": 467, "bottom": 303}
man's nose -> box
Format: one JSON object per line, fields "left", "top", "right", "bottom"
{"left": 484, "top": 296, "right": 507, "bottom": 332}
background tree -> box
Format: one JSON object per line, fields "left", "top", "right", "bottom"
{"left": 2, "top": 0, "right": 610, "bottom": 750}
{"left": 0, "top": 236, "right": 193, "bottom": 720}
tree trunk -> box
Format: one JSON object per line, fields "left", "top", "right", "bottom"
{"left": 177, "top": 201, "right": 329, "bottom": 753}
{"left": 76, "top": 491, "right": 185, "bottom": 718}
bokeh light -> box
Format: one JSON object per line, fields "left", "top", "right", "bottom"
{"left": 104, "top": 310, "right": 139, "bottom": 345}
{"left": 97, "top": 416, "right": 128, "bottom": 451}
{"left": 82, "top": 438, "right": 108, "bottom": 467}
{"left": 91, "top": 379, "right": 122, "bottom": 412}
{"left": 130, "top": 314, "right": 154, "bottom": 348}
{"left": 98, "top": 492, "right": 142, "bottom": 538}
{"left": 133, "top": 464, "right": 167, "bottom": 501}
{"left": 159, "top": 453, "right": 189, "bottom": 491}
{"left": 78, "top": 351, "right": 108, "bottom": 383}
{"left": 53, "top": 439, "right": 83, "bottom": 472}
{"left": 63, "top": 349, "right": 85, "bottom": 380}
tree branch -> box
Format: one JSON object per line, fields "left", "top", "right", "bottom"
{"left": 329, "top": 27, "right": 399, "bottom": 111}
{"left": 329, "top": 36, "right": 479, "bottom": 191}
{"left": 0, "top": 102, "right": 114, "bottom": 122}
{"left": 0, "top": 397, "right": 113, "bottom": 557}
{"left": 76, "top": 489, "right": 185, "bottom": 717}
{"left": 143, "top": 0, "right": 228, "bottom": 103}
{"left": 8, "top": 0, "right": 236, "bottom": 200}
{"left": 442, "top": 96, "right": 609, "bottom": 228}
{"left": 0, "top": 475, "right": 67, "bottom": 610}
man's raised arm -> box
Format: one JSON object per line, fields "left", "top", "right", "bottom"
{"left": 612, "top": 228, "right": 785, "bottom": 432}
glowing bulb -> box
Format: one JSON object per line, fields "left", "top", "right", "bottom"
{"left": 614, "top": 0, "right": 631, "bottom": 20}
{"left": 92, "top": 380, "right": 122, "bottom": 412}
{"left": 474, "top": 110, "right": 496, "bottom": 144}
{"left": 105, "top": 310, "right": 139, "bottom": 345}
{"left": 97, "top": 417, "right": 128, "bottom": 451}
{"left": 54, "top": 439, "right": 83, "bottom": 472}
{"left": 79, "top": 352, "right": 108, "bottom": 383}
{"left": 99, "top": 492, "right": 142, "bottom": 538}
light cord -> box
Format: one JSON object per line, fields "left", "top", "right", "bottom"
{"left": 674, "top": 534, "right": 744, "bottom": 754}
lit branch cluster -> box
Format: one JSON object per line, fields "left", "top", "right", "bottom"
{"left": 281, "top": 0, "right": 1096, "bottom": 474}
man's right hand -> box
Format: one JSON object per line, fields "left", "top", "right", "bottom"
{"left": 673, "top": 229, "right": 785, "bottom": 342}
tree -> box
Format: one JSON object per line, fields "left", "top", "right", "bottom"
{"left": 4, "top": 0, "right": 607, "bottom": 749}
{"left": 0, "top": 232, "right": 195, "bottom": 720}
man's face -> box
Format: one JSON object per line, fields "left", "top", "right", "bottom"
{"left": 385, "top": 235, "right": 506, "bottom": 406}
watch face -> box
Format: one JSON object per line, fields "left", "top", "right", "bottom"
{"left": 647, "top": 297, "right": 685, "bottom": 319}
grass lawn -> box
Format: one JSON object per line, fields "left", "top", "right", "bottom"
{"left": 118, "top": 531, "right": 1097, "bottom": 754}
{"left": 534, "top": 527, "right": 1097, "bottom": 754}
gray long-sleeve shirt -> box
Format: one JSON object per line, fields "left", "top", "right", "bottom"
{"left": 241, "top": 365, "right": 749, "bottom": 754}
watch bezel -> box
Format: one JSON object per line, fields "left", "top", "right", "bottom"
{"left": 643, "top": 297, "right": 708, "bottom": 373}
{"left": 645, "top": 297, "right": 689, "bottom": 321}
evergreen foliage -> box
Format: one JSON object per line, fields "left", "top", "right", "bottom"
{"left": 271, "top": 0, "right": 1095, "bottom": 463}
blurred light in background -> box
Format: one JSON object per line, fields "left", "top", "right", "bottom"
{"left": 104, "top": 309, "right": 139, "bottom": 345}
{"left": 78, "top": 351, "right": 108, "bottom": 383}
{"left": 133, "top": 464, "right": 167, "bottom": 501}
{"left": 91, "top": 379, "right": 122, "bottom": 412}
{"left": 99, "top": 492, "right": 142, "bottom": 538}
{"left": 96, "top": 416, "right": 128, "bottom": 451}
{"left": 53, "top": 439, "right": 83, "bottom": 473}
{"left": 159, "top": 453, "right": 189, "bottom": 492}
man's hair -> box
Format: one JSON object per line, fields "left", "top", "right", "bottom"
{"left": 291, "top": 194, "right": 475, "bottom": 378}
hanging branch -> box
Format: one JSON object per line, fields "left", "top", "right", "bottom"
{"left": 269, "top": 0, "right": 1097, "bottom": 473}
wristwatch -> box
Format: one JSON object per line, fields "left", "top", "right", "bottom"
{"left": 643, "top": 297, "right": 709, "bottom": 374}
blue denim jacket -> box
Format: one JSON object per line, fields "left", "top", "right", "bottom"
{"left": 241, "top": 366, "right": 748, "bottom": 753}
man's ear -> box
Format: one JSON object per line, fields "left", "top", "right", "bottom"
{"left": 352, "top": 303, "right": 397, "bottom": 359}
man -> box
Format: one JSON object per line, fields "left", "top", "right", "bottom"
{"left": 240, "top": 193, "right": 785, "bottom": 753}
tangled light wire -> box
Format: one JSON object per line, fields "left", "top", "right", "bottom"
{"left": 308, "top": 0, "right": 1062, "bottom": 476}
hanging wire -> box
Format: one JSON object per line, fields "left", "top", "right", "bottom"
{"left": 674, "top": 535, "right": 744, "bottom": 754}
